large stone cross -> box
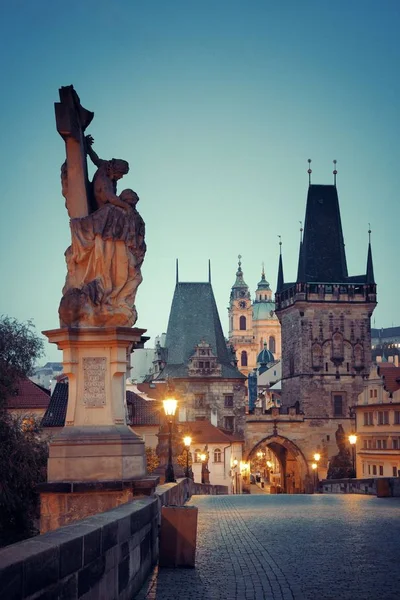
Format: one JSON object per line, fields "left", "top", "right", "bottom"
{"left": 55, "top": 85, "right": 94, "bottom": 218}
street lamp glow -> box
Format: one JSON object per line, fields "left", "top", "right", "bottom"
{"left": 312, "top": 463, "right": 317, "bottom": 470}
{"left": 163, "top": 398, "right": 178, "bottom": 416}
{"left": 266, "top": 460, "right": 272, "bottom": 468}
{"left": 183, "top": 435, "right": 192, "bottom": 447}
{"left": 200, "top": 453, "right": 207, "bottom": 462}
{"left": 233, "top": 458, "right": 238, "bottom": 467}
{"left": 313, "top": 453, "right": 321, "bottom": 462}
{"left": 349, "top": 434, "right": 357, "bottom": 445}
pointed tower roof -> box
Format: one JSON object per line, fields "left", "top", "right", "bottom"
{"left": 302, "top": 184, "right": 348, "bottom": 282}
{"left": 366, "top": 228, "right": 375, "bottom": 284}
{"left": 161, "top": 281, "right": 245, "bottom": 379}
{"left": 276, "top": 239, "right": 284, "bottom": 292}
{"left": 296, "top": 226, "right": 305, "bottom": 283}
{"left": 232, "top": 254, "right": 248, "bottom": 289}
{"left": 257, "top": 265, "right": 271, "bottom": 290}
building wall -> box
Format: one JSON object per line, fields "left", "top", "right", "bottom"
{"left": 172, "top": 378, "right": 247, "bottom": 434}
{"left": 190, "top": 441, "right": 243, "bottom": 492}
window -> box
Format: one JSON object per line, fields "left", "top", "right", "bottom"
{"left": 363, "top": 439, "right": 368, "bottom": 449}
{"left": 241, "top": 351, "right": 248, "bottom": 367}
{"left": 378, "top": 411, "right": 389, "bottom": 425}
{"left": 194, "top": 395, "right": 205, "bottom": 409}
{"left": 372, "top": 465, "right": 377, "bottom": 475}
{"left": 374, "top": 389, "right": 378, "bottom": 398}
{"left": 368, "top": 465, "right": 371, "bottom": 475}
{"left": 379, "top": 466, "right": 384, "bottom": 476}
{"left": 367, "top": 439, "right": 373, "bottom": 449}
{"left": 224, "top": 416, "right": 234, "bottom": 431}
{"left": 393, "top": 439, "right": 399, "bottom": 450}
{"left": 377, "top": 440, "right": 382, "bottom": 449}
{"left": 364, "top": 412, "right": 373, "bottom": 426}
{"left": 333, "top": 395, "right": 343, "bottom": 416}
{"left": 214, "top": 448, "right": 222, "bottom": 463}
{"left": 224, "top": 395, "right": 233, "bottom": 408}
{"left": 239, "top": 316, "right": 246, "bottom": 330}
{"left": 394, "top": 411, "right": 400, "bottom": 425}
{"left": 382, "top": 440, "right": 387, "bottom": 449}
{"left": 194, "top": 449, "right": 202, "bottom": 462}
{"left": 205, "top": 361, "right": 210, "bottom": 369}
{"left": 269, "top": 336, "right": 276, "bottom": 354}
{"left": 393, "top": 466, "right": 398, "bottom": 477}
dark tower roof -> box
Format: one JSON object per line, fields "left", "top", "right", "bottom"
{"left": 301, "top": 184, "right": 348, "bottom": 282}
{"left": 296, "top": 238, "right": 305, "bottom": 283}
{"left": 232, "top": 255, "right": 248, "bottom": 290}
{"left": 366, "top": 238, "right": 375, "bottom": 285}
{"left": 276, "top": 245, "right": 284, "bottom": 292}
{"left": 161, "top": 282, "right": 245, "bottom": 379}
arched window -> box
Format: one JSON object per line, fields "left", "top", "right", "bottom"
{"left": 269, "top": 336, "right": 276, "bottom": 353}
{"left": 194, "top": 449, "right": 202, "bottom": 463}
{"left": 214, "top": 448, "right": 222, "bottom": 463}
{"left": 239, "top": 316, "right": 246, "bottom": 330}
{"left": 241, "top": 350, "right": 248, "bottom": 366}
{"left": 311, "top": 343, "right": 323, "bottom": 370}
{"left": 332, "top": 331, "right": 344, "bottom": 361}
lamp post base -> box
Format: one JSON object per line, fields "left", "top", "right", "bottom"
{"left": 165, "top": 463, "right": 176, "bottom": 483}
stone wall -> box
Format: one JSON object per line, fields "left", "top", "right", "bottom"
{"left": 321, "top": 477, "right": 400, "bottom": 497}
{"left": 0, "top": 478, "right": 228, "bottom": 600}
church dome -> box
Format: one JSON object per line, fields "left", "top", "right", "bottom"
{"left": 257, "top": 343, "right": 274, "bottom": 365}
{"left": 252, "top": 302, "right": 276, "bottom": 321}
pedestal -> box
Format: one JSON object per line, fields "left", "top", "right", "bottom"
{"left": 40, "top": 326, "right": 153, "bottom": 531}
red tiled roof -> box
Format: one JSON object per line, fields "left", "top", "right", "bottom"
{"left": 183, "top": 420, "right": 244, "bottom": 445}
{"left": 6, "top": 378, "right": 51, "bottom": 410}
{"left": 136, "top": 382, "right": 167, "bottom": 400}
{"left": 377, "top": 364, "right": 400, "bottom": 394}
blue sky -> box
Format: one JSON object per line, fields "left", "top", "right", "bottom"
{"left": 0, "top": 1, "right": 399, "bottom": 363}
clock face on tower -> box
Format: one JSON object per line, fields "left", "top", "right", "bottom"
{"left": 239, "top": 300, "right": 246, "bottom": 309}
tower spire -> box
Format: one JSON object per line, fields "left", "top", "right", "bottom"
{"left": 277, "top": 236, "right": 284, "bottom": 292}
{"left": 333, "top": 160, "right": 338, "bottom": 186}
{"left": 176, "top": 258, "right": 179, "bottom": 284}
{"left": 208, "top": 259, "right": 211, "bottom": 283}
{"left": 366, "top": 224, "right": 375, "bottom": 284}
{"left": 296, "top": 223, "right": 305, "bottom": 283}
{"left": 307, "top": 159, "right": 312, "bottom": 185}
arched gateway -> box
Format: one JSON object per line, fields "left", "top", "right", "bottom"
{"left": 247, "top": 434, "right": 311, "bottom": 494}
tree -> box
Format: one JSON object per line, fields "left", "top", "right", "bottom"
{"left": 0, "top": 316, "right": 44, "bottom": 409}
{"left": 0, "top": 316, "right": 47, "bottom": 547}
{"left": 145, "top": 446, "right": 160, "bottom": 474}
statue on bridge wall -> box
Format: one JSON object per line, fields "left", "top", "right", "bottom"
{"left": 327, "top": 424, "right": 353, "bottom": 479}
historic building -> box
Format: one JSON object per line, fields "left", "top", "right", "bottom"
{"left": 228, "top": 258, "right": 281, "bottom": 377}
{"left": 154, "top": 268, "right": 247, "bottom": 435}
{"left": 245, "top": 176, "right": 377, "bottom": 492}
{"left": 354, "top": 362, "right": 400, "bottom": 478}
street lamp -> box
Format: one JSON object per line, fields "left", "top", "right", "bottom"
{"left": 313, "top": 453, "right": 321, "bottom": 484}
{"left": 163, "top": 397, "right": 178, "bottom": 483}
{"left": 201, "top": 450, "right": 209, "bottom": 484}
{"left": 349, "top": 433, "right": 357, "bottom": 478}
{"left": 312, "top": 462, "right": 317, "bottom": 491}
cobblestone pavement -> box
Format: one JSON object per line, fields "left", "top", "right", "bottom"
{"left": 135, "top": 494, "right": 400, "bottom": 600}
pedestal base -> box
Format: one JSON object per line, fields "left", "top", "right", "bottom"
{"left": 47, "top": 425, "right": 146, "bottom": 482}
{"left": 38, "top": 476, "right": 159, "bottom": 533}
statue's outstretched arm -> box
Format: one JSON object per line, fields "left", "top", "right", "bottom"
{"left": 85, "top": 135, "right": 104, "bottom": 168}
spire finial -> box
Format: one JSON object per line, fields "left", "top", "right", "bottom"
{"left": 176, "top": 258, "right": 179, "bottom": 284}
{"left": 368, "top": 223, "right": 371, "bottom": 244}
{"left": 208, "top": 259, "right": 211, "bottom": 283}
{"left": 307, "top": 159, "right": 312, "bottom": 185}
{"left": 333, "top": 159, "right": 338, "bottom": 186}
{"left": 278, "top": 235, "right": 282, "bottom": 254}
{"left": 261, "top": 261, "right": 265, "bottom": 278}
{"left": 299, "top": 221, "right": 303, "bottom": 243}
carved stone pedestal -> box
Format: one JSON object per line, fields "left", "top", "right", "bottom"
{"left": 40, "top": 326, "right": 152, "bottom": 532}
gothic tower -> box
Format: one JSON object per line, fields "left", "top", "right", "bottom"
{"left": 275, "top": 182, "right": 377, "bottom": 421}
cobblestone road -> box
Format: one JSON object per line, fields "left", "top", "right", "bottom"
{"left": 136, "top": 494, "right": 400, "bottom": 600}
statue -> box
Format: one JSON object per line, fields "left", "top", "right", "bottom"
{"left": 327, "top": 424, "right": 353, "bottom": 479}
{"left": 55, "top": 86, "right": 146, "bottom": 328}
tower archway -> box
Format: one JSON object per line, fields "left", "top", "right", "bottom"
{"left": 247, "top": 434, "right": 310, "bottom": 493}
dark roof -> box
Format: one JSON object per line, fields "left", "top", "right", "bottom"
{"left": 6, "top": 378, "right": 51, "bottom": 410}
{"left": 366, "top": 242, "right": 375, "bottom": 284}
{"left": 41, "top": 382, "right": 68, "bottom": 427}
{"left": 276, "top": 249, "right": 284, "bottom": 292}
{"left": 377, "top": 364, "right": 400, "bottom": 394}
{"left": 160, "top": 282, "right": 245, "bottom": 379}
{"left": 372, "top": 326, "right": 400, "bottom": 339}
{"left": 126, "top": 391, "right": 161, "bottom": 425}
{"left": 301, "top": 185, "right": 348, "bottom": 283}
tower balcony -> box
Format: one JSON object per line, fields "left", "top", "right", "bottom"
{"left": 276, "top": 282, "right": 377, "bottom": 311}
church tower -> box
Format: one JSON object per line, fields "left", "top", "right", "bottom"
{"left": 275, "top": 180, "right": 377, "bottom": 421}
{"left": 252, "top": 266, "right": 281, "bottom": 360}
{"left": 228, "top": 256, "right": 253, "bottom": 376}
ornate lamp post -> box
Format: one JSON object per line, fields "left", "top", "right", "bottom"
{"left": 348, "top": 434, "right": 357, "bottom": 478}
{"left": 183, "top": 435, "right": 192, "bottom": 479}
{"left": 313, "top": 452, "right": 321, "bottom": 486}
{"left": 163, "top": 397, "right": 178, "bottom": 483}
{"left": 200, "top": 449, "right": 210, "bottom": 484}
{"left": 311, "top": 462, "right": 317, "bottom": 491}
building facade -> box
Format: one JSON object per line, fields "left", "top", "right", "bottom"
{"left": 245, "top": 180, "right": 377, "bottom": 492}
{"left": 355, "top": 363, "right": 400, "bottom": 478}
{"left": 228, "top": 259, "right": 281, "bottom": 377}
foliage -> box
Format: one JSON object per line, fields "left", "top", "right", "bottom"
{"left": 176, "top": 448, "right": 192, "bottom": 470}
{"left": 0, "top": 413, "right": 48, "bottom": 547}
{"left": 0, "top": 316, "right": 44, "bottom": 409}
{"left": 145, "top": 446, "right": 159, "bottom": 474}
